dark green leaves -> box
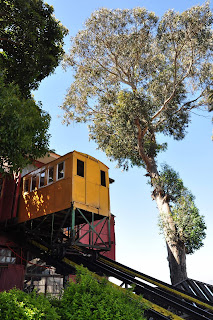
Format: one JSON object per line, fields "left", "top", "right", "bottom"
{"left": 89, "top": 90, "right": 167, "bottom": 170}
{"left": 158, "top": 164, "right": 206, "bottom": 254}
{"left": 0, "top": 0, "right": 68, "bottom": 172}
{"left": 0, "top": 74, "right": 50, "bottom": 174}
{"left": 0, "top": 289, "right": 59, "bottom": 320}
{"left": 53, "top": 265, "right": 146, "bottom": 320}
{"left": 0, "top": 0, "right": 68, "bottom": 97}
{"left": 172, "top": 191, "right": 206, "bottom": 254}
{"left": 0, "top": 266, "right": 147, "bottom": 319}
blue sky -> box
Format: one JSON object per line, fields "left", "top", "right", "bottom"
{"left": 33, "top": 0, "right": 213, "bottom": 284}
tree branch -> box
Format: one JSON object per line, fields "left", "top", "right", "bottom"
{"left": 175, "top": 91, "right": 205, "bottom": 114}
{"left": 95, "top": 37, "right": 137, "bottom": 91}
{"left": 151, "top": 58, "right": 194, "bottom": 122}
{"left": 135, "top": 118, "right": 158, "bottom": 175}
{"left": 154, "top": 91, "right": 205, "bottom": 129}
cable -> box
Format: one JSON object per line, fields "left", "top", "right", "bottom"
{"left": 5, "top": 243, "right": 53, "bottom": 270}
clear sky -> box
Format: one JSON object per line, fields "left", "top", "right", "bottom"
{"left": 33, "top": 0, "right": 213, "bottom": 284}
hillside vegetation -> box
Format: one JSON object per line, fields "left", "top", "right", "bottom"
{"left": 0, "top": 266, "right": 147, "bottom": 320}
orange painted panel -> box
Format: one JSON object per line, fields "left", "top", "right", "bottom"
{"left": 86, "top": 157, "right": 99, "bottom": 184}
{"left": 72, "top": 153, "right": 86, "bottom": 205}
{"left": 86, "top": 181, "right": 99, "bottom": 208}
{"left": 18, "top": 184, "right": 55, "bottom": 223}
{"left": 86, "top": 157, "right": 99, "bottom": 208}
{"left": 18, "top": 151, "right": 111, "bottom": 223}
{"left": 99, "top": 164, "right": 110, "bottom": 216}
{"left": 18, "top": 154, "right": 73, "bottom": 223}
{"left": 99, "top": 186, "right": 109, "bottom": 217}
{"left": 72, "top": 175, "right": 85, "bottom": 204}
{"left": 54, "top": 178, "right": 72, "bottom": 213}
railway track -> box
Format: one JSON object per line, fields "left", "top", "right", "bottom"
{"left": 25, "top": 240, "right": 213, "bottom": 320}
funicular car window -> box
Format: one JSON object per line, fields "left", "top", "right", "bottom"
{"left": 31, "top": 175, "right": 37, "bottom": 191}
{"left": 39, "top": 170, "right": 45, "bottom": 187}
{"left": 48, "top": 167, "right": 54, "bottom": 184}
{"left": 101, "top": 170, "right": 106, "bottom": 187}
{"left": 24, "top": 179, "right": 29, "bottom": 193}
{"left": 57, "top": 162, "right": 64, "bottom": 180}
{"left": 77, "top": 159, "right": 84, "bottom": 177}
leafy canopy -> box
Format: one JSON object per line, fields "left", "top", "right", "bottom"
{"left": 158, "top": 164, "right": 206, "bottom": 254}
{"left": 0, "top": 0, "right": 68, "bottom": 96}
{"left": 0, "top": 74, "right": 50, "bottom": 174}
{"left": 62, "top": 4, "right": 213, "bottom": 169}
{"left": 0, "top": 0, "right": 68, "bottom": 172}
{"left": 62, "top": 5, "right": 210, "bottom": 281}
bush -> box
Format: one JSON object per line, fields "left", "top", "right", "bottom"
{"left": 0, "top": 266, "right": 147, "bottom": 320}
{"left": 0, "top": 289, "right": 59, "bottom": 320}
{"left": 52, "top": 265, "right": 147, "bottom": 320}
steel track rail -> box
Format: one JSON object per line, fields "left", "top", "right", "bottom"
{"left": 63, "top": 256, "right": 184, "bottom": 320}
{"left": 25, "top": 240, "right": 213, "bottom": 320}
{"left": 70, "top": 246, "right": 213, "bottom": 319}
{"left": 94, "top": 258, "right": 213, "bottom": 320}
{"left": 98, "top": 255, "right": 213, "bottom": 312}
{"left": 27, "top": 240, "right": 184, "bottom": 320}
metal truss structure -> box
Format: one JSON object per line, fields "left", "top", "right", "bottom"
{"left": 19, "top": 204, "right": 111, "bottom": 257}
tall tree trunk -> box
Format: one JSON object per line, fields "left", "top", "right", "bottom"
{"left": 166, "top": 243, "right": 187, "bottom": 285}
{"left": 155, "top": 194, "right": 187, "bottom": 285}
{"left": 136, "top": 124, "right": 187, "bottom": 284}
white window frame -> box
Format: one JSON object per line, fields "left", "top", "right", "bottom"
{"left": 57, "top": 161, "right": 65, "bottom": 181}
{"left": 23, "top": 178, "right": 29, "bottom": 193}
{"left": 47, "top": 166, "right": 54, "bottom": 185}
{"left": 39, "top": 170, "right": 46, "bottom": 188}
{"left": 30, "top": 174, "right": 37, "bottom": 192}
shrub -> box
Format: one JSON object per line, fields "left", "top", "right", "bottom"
{"left": 52, "top": 265, "right": 147, "bottom": 320}
{"left": 0, "top": 266, "right": 147, "bottom": 320}
{"left": 0, "top": 288, "right": 59, "bottom": 320}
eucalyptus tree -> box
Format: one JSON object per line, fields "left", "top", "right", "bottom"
{"left": 62, "top": 4, "right": 213, "bottom": 284}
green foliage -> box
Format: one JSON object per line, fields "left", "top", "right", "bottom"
{"left": 0, "top": 74, "right": 50, "bottom": 173}
{"left": 0, "top": 289, "right": 59, "bottom": 320}
{"left": 158, "top": 164, "right": 206, "bottom": 254}
{"left": 157, "top": 164, "right": 185, "bottom": 202}
{"left": 0, "top": 0, "right": 68, "bottom": 96}
{"left": 0, "top": 0, "right": 68, "bottom": 171}
{"left": 52, "top": 265, "right": 146, "bottom": 320}
{"left": 172, "top": 191, "right": 206, "bottom": 254}
{"left": 90, "top": 90, "right": 167, "bottom": 170}
{"left": 0, "top": 267, "right": 147, "bottom": 320}
{"left": 62, "top": 5, "right": 211, "bottom": 280}
{"left": 62, "top": 4, "right": 213, "bottom": 170}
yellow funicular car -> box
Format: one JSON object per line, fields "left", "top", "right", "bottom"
{"left": 18, "top": 151, "right": 113, "bottom": 255}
